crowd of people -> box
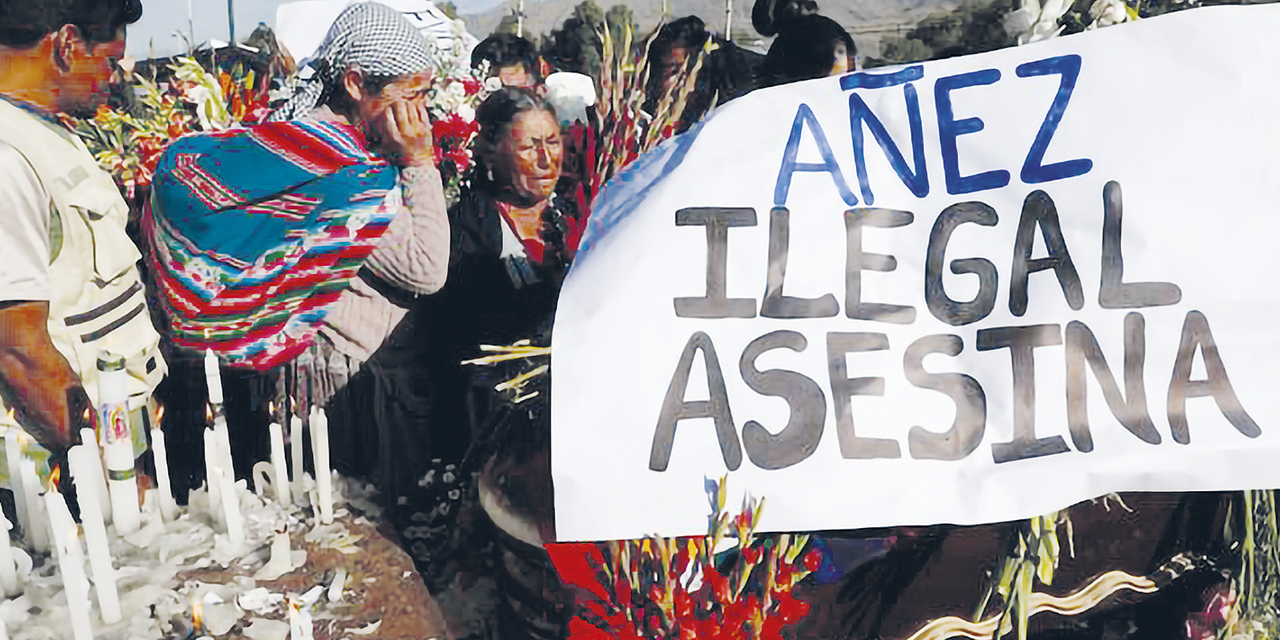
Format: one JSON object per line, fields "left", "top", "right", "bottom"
{"left": 0, "top": 0, "right": 877, "bottom": 637}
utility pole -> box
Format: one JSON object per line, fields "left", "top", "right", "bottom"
{"left": 724, "top": 0, "right": 735, "bottom": 41}
{"left": 188, "top": 0, "right": 195, "bottom": 53}
{"left": 227, "top": 0, "right": 236, "bottom": 46}
{"left": 516, "top": 0, "right": 524, "bottom": 38}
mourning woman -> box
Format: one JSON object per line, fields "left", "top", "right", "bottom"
{"left": 148, "top": 3, "right": 450, "bottom": 517}
{"left": 418, "top": 87, "right": 578, "bottom": 638}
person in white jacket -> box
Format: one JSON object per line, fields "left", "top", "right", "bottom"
{"left": 0, "top": 0, "right": 165, "bottom": 481}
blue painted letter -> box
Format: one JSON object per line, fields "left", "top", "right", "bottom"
{"left": 849, "top": 82, "right": 929, "bottom": 205}
{"left": 1017, "top": 55, "right": 1092, "bottom": 184}
{"left": 935, "top": 69, "right": 1009, "bottom": 196}
{"left": 775, "top": 103, "right": 858, "bottom": 207}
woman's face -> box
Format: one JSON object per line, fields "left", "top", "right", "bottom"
{"left": 350, "top": 69, "right": 432, "bottom": 141}
{"left": 830, "top": 41, "right": 851, "bottom": 77}
{"left": 492, "top": 109, "right": 564, "bottom": 204}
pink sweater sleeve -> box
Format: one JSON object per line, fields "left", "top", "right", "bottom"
{"left": 362, "top": 163, "right": 451, "bottom": 296}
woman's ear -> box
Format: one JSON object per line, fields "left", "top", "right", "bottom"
{"left": 341, "top": 68, "right": 365, "bottom": 104}
{"left": 51, "top": 25, "right": 83, "bottom": 73}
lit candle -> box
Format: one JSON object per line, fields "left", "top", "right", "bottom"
{"left": 67, "top": 446, "right": 121, "bottom": 623}
{"left": 288, "top": 597, "right": 300, "bottom": 639}
{"left": 44, "top": 492, "right": 93, "bottom": 640}
{"left": 289, "top": 411, "right": 304, "bottom": 505}
{"left": 148, "top": 419, "right": 177, "bottom": 522}
{"left": 202, "top": 429, "right": 223, "bottom": 521}
{"left": 0, "top": 510, "right": 18, "bottom": 596}
{"left": 3, "top": 427, "right": 27, "bottom": 546}
{"left": 19, "top": 459, "right": 46, "bottom": 553}
{"left": 78, "top": 427, "right": 112, "bottom": 526}
{"left": 310, "top": 408, "right": 333, "bottom": 524}
{"left": 269, "top": 422, "right": 292, "bottom": 507}
{"left": 287, "top": 595, "right": 314, "bottom": 640}
{"left": 214, "top": 462, "right": 244, "bottom": 547}
{"left": 191, "top": 597, "right": 205, "bottom": 637}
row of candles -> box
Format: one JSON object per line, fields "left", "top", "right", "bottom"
{"left": 0, "top": 346, "right": 336, "bottom": 639}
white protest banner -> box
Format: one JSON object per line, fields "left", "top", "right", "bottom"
{"left": 552, "top": 5, "right": 1280, "bottom": 543}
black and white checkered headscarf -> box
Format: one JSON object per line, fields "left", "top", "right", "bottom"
{"left": 270, "top": 2, "right": 434, "bottom": 122}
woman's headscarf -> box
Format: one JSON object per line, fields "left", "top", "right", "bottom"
{"left": 270, "top": 2, "right": 435, "bottom": 122}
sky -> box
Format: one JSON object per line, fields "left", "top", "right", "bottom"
{"left": 125, "top": 0, "right": 506, "bottom": 58}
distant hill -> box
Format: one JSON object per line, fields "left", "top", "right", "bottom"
{"left": 459, "top": 0, "right": 970, "bottom": 57}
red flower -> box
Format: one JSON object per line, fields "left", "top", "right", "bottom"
{"left": 462, "top": 77, "right": 482, "bottom": 95}
{"left": 246, "top": 104, "right": 272, "bottom": 125}
{"left": 446, "top": 146, "right": 471, "bottom": 172}
{"left": 706, "top": 566, "right": 731, "bottom": 603}
{"left": 803, "top": 548, "right": 822, "bottom": 572}
{"left": 775, "top": 591, "right": 811, "bottom": 624}
{"left": 433, "top": 114, "right": 476, "bottom": 143}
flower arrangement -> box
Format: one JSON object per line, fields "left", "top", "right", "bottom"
{"left": 1191, "top": 490, "right": 1280, "bottom": 640}
{"left": 66, "top": 57, "right": 245, "bottom": 200}
{"left": 422, "top": 43, "right": 500, "bottom": 205}
{"left": 548, "top": 476, "right": 820, "bottom": 639}
{"left": 592, "top": 22, "right": 713, "bottom": 196}
{"left": 217, "top": 64, "right": 272, "bottom": 125}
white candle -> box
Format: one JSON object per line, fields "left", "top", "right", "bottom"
{"left": 212, "top": 416, "right": 235, "bottom": 492}
{"left": 18, "top": 459, "right": 45, "bottom": 553}
{"left": 204, "top": 347, "right": 224, "bottom": 406}
{"left": 310, "top": 408, "right": 333, "bottom": 524}
{"left": 288, "top": 598, "right": 300, "bottom": 639}
{"left": 45, "top": 492, "right": 93, "bottom": 640}
{"left": 268, "top": 423, "right": 292, "bottom": 507}
{"left": 97, "top": 352, "right": 139, "bottom": 534}
{"left": 149, "top": 427, "right": 177, "bottom": 522}
{"left": 202, "top": 429, "right": 223, "bottom": 520}
{"left": 214, "top": 462, "right": 244, "bottom": 547}
{"left": 289, "top": 413, "right": 304, "bottom": 505}
{"left": 288, "top": 596, "right": 314, "bottom": 640}
{"left": 78, "top": 428, "right": 112, "bottom": 526}
{"left": 103, "top": 439, "right": 140, "bottom": 535}
{"left": 0, "top": 510, "right": 18, "bottom": 596}
{"left": 67, "top": 446, "right": 121, "bottom": 623}
{"left": 3, "top": 429, "right": 27, "bottom": 546}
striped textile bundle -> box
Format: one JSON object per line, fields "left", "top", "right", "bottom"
{"left": 146, "top": 120, "right": 399, "bottom": 370}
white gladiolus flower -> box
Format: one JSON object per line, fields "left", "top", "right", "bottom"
{"left": 1006, "top": 0, "right": 1070, "bottom": 45}
{"left": 1088, "top": 0, "right": 1130, "bottom": 28}
{"left": 1002, "top": 0, "right": 1040, "bottom": 38}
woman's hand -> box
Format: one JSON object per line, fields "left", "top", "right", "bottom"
{"left": 379, "top": 98, "right": 435, "bottom": 168}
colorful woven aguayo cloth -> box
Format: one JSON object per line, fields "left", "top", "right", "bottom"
{"left": 146, "top": 120, "right": 399, "bottom": 370}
